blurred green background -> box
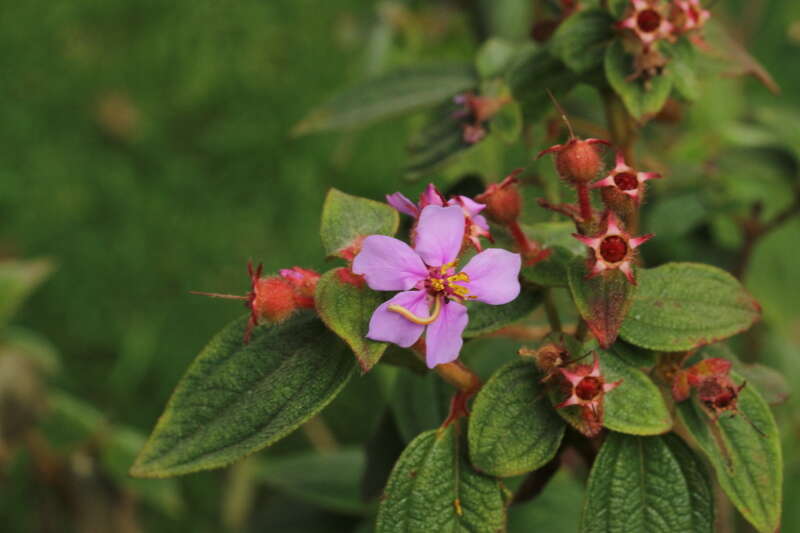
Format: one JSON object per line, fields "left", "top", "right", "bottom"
{"left": 1, "top": 0, "right": 798, "bottom": 532}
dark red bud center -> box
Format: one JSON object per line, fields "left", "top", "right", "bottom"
{"left": 599, "top": 235, "right": 628, "bottom": 263}
{"left": 637, "top": 9, "right": 662, "bottom": 32}
{"left": 613, "top": 172, "right": 639, "bottom": 191}
{"left": 576, "top": 376, "right": 603, "bottom": 401}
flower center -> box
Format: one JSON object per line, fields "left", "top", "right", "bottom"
{"left": 427, "top": 262, "right": 472, "bottom": 301}
{"left": 576, "top": 376, "right": 603, "bottom": 401}
{"left": 599, "top": 236, "right": 628, "bottom": 263}
{"left": 637, "top": 9, "right": 662, "bottom": 32}
{"left": 613, "top": 172, "right": 639, "bottom": 191}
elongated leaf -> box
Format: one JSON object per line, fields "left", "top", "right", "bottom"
{"left": 0, "top": 259, "right": 53, "bottom": 329}
{"left": 391, "top": 370, "right": 451, "bottom": 443}
{"left": 130, "top": 313, "right": 356, "bottom": 477}
{"left": 468, "top": 360, "right": 565, "bottom": 477}
{"left": 315, "top": 268, "right": 388, "bottom": 372}
{"left": 259, "top": 448, "right": 369, "bottom": 515}
{"left": 376, "top": 426, "right": 507, "bottom": 533}
{"left": 320, "top": 188, "right": 399, "bottom": 258}
{"left": 599, "top": 346, "right": 672, "bottom": 435}
{"left": 664, "top": 37, "right": 700, "bottom": 101}
{"left": 605, "top": 40, "right": 673, "bottom": 120}
{"left": 677, "top": 373, "right": 782, "bottom": 533}
{"left": 464, "top": 285, "right": 542, "bottom": 338}
{"left": 581, "top": 433, "right": 714, "bottom": 533}
{"left": 550, "top": 9, "right": 615, "bottom": 74}
{"left": 619, "top": 263, "right": 761, "bottom": 352}
{"left": 508, "top": 47, "right": 579, "bottom": 122}
{"left": 294, "top": 64, "right": 477, "bottom": 135}
{"left": 568, "top": 258, "right": 636, "bottom": 348}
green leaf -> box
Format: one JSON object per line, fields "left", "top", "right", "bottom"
{"left": 677, "top": 373, "right": 782, "bottom": 533}
{"left": 581, "top": 433, "right": 714, "bottom": 533}
{"left": 605, "top": 39, "right": 673, "bottom": 119}
{"left": 476, "top": 38, "right": 517, "bottom": 79}
{"left": 619, "top": 263, "right": 761, "bottom": 352}
{"left": 390, "top": 370, "right": 452, "bottom": 443}
{"left": 664, "top": 37, "right": 701, "bottom": 101}
{"left": 464, "top": 285, "right": 542, "bottom": 337}
{"left": 0, "top": 259, "right": 53, "bottom": 329}
{"left": 376, "top": 426, "right": 507, "bottom": 533}
{"left": 550, "top": 9, "right": 615, "bottom": 74}
{"left": 315, "top": 268, "right": 388, "bottom": 372}
{"left": 599, "top": 346, "right": 672, "bottom": 435}
{"left": 293, "top": 64, "right": 477, "bottom": 135}
{"left": 259, "top": 448, "right": 369, "bottom": 515}
{"left": 508, "top": 470, "right": 585, "bottom": 532}
{"left": 320, "top": 188, "right": 399, "bottom": 259}
{"left": 607, "top": 0, "right": 629, "bottom": 18}
{"left": 522, "top": 245, "right": 573, "bottom": 287}
{"left": 130, "top": 313, "right": 356, "bottom": 477}
{"left": 508, "top": 46, "right": 579, "bottom": 123}
{"left": 568, "top": 258, "right": 636, "bottom": 348}
{"left": 468, "top": 360, "right": 565, "bottom": 477}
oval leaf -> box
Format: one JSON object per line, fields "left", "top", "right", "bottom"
{"left": 568, "top": 257, "right": 636, "bottom": 348}
{"left": 130, "top": 313, "right": 356, "bottom": 477}
{"left": 581, "top": 432, "right": 714, "bottom": 533}
{"left": 677, "top": 373, "right": 782, "bottom": 533}
{"left": 315, "top": 268, "right": 388, "bottom": 372}
{"left": 294, "top": 64, "right": 477, "bottom": 135}
{"left": 550, "top": 9, "right": 615, "bottom": 74}
{"left": 468, "top": 360, "right": 565, "bottom": 477}
{"left": 376, "top": 426, "right": 507, "bottom": 533}
{"left": 605, "top": 39, "right": 673, "bottom": 120}
{"left": 619, "top": 263, "right": 761, "bottom": 351}
{"left": 320, "top": 188, "right": 399, "bottom": 259}
{"left": 464, "top": 285, "right": 542, "bottom": 338}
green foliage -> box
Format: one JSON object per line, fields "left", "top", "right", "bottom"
{"left": 605, "top": 40, "right": 673, "bottom": 119}
{"left": 375, "top": 426, "right": 507, "bottom": 533}
{"left": 665, "top": 37, "right": 701, "bottom": 101}
{"left": 581, "top": 433, "right": 714, "bottom": 533}
{"left": 475, "top": 38, "right": 517, "bottom": 79}
{"left": 550, "top": 9, "right": 615, "bottom": 74}
{"left": 468, "top": 360, "right": 565, "bottom": 477}
{"left": 508, "top": 47, "right": 579, "bottom": 122}
{"left": 568, "top": 258, "right": 636, "bottom": 348}
{"left": 258, "top": 448, "right": 369, "bottom": 515}
{"left": 0, "top": 259, "right": 53, "bottom": 330}
{"left": 320, "top": 188, "right": 399, "bottom": 259}
{"left": 464, "top": 285, "right": 543, "bottom": 337}
{"left": 390, "top": 369, "right": 451, "bottom": 443}
{"left": 619, "top": 263, "right": 761, "bottom": 351}
{"left": 293, "top": 64, "right": 478, "bottom": 135}
{"left": 677, "top": 373, "right": 782, "bottom": 533}
{"left": 315, "top": 268, "right": 388, "bottom": 372}
{"left": 131, "top": 313, "right": 355, "bottom": 477}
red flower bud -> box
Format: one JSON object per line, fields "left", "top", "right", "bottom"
{"left": 538, "top": 138, "right": 610, "bottom": 185}
{"left": 475, "top": 171, "right": 523, "bottom": 225}
{"left": 251, "top": 277, "right": 298, "bottom": 324}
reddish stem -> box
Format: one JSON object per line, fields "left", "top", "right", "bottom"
{"left": 576, "top": 183, "right": 592, "bottom": 223}
{"left": 507, "top": 220, "right": 532, "bottom": 254}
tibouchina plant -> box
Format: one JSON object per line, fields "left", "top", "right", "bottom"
{"left": 132, "top": 2, "right": 788, "bottom": 532}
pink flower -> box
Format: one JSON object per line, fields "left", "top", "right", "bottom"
{"left": 618, "top": 0, "right": 674, "bottom": 49}
{"left": 589, "top": 151, "right": 661, "bottom": 204}
{"left": 386, "top": 184, "right": 492, "bottom": 251}
{"left": 353, "top": 205, "right": 521, "bottom": 368}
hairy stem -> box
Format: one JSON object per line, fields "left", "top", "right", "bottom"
{"left": 543, "top": 289, "right": 562, "bottom": 333}
{"left": 412, "top": 344, "right": 482, "bottom": 394}
{"left": 576, "top": 183, "right": 592, "bottom": 223}
{"left": 507, "top": 220, "right": 532, "bottom": 254}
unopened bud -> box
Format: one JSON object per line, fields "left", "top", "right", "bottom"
{"left": 252, "top": 277, "right": 298, "bottom": 323}
{"left": 476, "top": 172, "right": 522, "bottom": 224}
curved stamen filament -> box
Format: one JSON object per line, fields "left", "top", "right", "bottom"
{"left": 388, "top": 295, "right": 442, "bottom": 325}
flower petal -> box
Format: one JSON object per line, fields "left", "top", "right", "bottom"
{"left": 386, "top": 192, "right": 418, "bottom": 217}
{"left": 424, "top": 301, "right": 468, "bottom": 368}
{"left": 366, "top": 290, "right": 428, "bottom": 348}
{"left": 449, "top": 195, "right": 486, "bottom": 218}
{"left": 352, "top": 235, "right": 427, "bottom": 291}
{"left": 461, "top": 248, "right": 521, "bottom": 305}
{"left": 414, "top": 205, "right": 465, "bottom": 267}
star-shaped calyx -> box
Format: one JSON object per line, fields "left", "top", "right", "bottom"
{"left": 555, "top": 354, "right": 622, "bottom": 437}
{"left": 618, "top": 0, "right": 675, "bottom": 49}
{"left": 589, "top": 151, "right": 661, "bottom": 205}
{"left": 670, "top": 0, "right": 710, "bottom": 34}
{"left": 572, "top": 211, "right": 653, "bottom": 284}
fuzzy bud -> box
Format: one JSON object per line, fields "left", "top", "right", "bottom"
{"left": 476, "top": 172, "right": 522, "bottom": 224}
{"left": 538, "top": 138, "right": 610, "bottom": 185}
{"left": 251, "top": 277, "right": 298, "bottom": 323}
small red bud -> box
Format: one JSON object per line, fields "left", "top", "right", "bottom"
{"left": 555, "top": 139, "right": 605, "bottom": 184}
{"left": 252, "top": 277, "right": 298, "bottom": 324}
{"left": 475, "top": 172, "right": 522, "bottom": 224}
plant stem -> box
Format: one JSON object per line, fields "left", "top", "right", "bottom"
{"left": 412, "top": 344, "right": 482, "bottom": 393}
{"left": 302, "top": 416, "right": 339, "bottom": 452}
{"left": 576, "top": 183, "right": 593, "bottom": 223}
{"left": 543, "top": 289, "right": 562, "bottom": 332}
{"left": 575, "top": 318, "right": 590, "bottom": 342}
{"left": 734, "top": 192, "right": 800, "bottom": 279}
{"left": 507, "top": 220, "right": 532, "bottom": 254}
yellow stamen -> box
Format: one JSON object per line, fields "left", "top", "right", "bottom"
{"left": 388, "top": 295, "right": 442, "bottom": 325}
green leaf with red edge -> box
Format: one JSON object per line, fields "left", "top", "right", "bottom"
{"left": 130, "top": 312, "right": 355, "bottom": 478}
{"left": 320, "top": 188, "right": 399, "bottom": 259}
{"left": 619, "top": 263, "right": 761, "bottom": 352}
{"left": 605, "top": 39, "right": 673, "bottom": 120}
{"left": 677, "top": 371, "right": 782, "bottom": 533}
{"left": 580, "top": 432, "right": 714, "bottom": 533}
{"left": 376, "top": 425, "right": 508, "bottom": 533}
{"left": 567, "top": 257, "right": 636, "bottom": 348}
{"left": 315, "top": 268, "right": 388, "bottom": 372}
{"left": 468, "top": 359, "right": 565, "bottom": 477}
